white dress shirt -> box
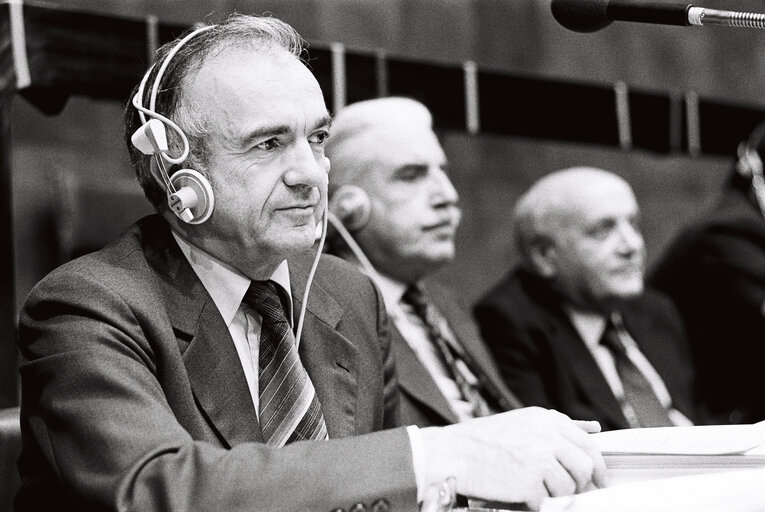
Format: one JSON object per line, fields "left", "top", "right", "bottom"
{"left": 173, "top": 233, "right": 435, "bottom": 500}
{"left": 373, "top": 273, "right": 481, "bottom": 422}
{"left": 172, "top": 231, "right": 292, "bottom": 415}
{"left": 566, "top": 308, "right": 692, "bottom": 427}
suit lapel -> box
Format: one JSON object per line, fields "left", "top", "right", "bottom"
{"left": 390, "top": 323, "right": 459, "bottom": 424}
{"left": 290, "top": 252, "right": 359, "bottom": 439}
{"left": 145, "top": 217, "right": 262, "bottom": 446}
{"left": 553, "top": 316, "right": 630, "bottom": 429}
{"left": 424, "top": 283, "right": 522, "bottom": 411}
{"left": 182, "top": 297, "right": 263, "bottom": 445}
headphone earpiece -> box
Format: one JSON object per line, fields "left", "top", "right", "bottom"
{"left": 131, "top": 25, "right": 216, "bottom": 225}
{"left": 737, "top": 139, "right": 765, "bottom": 221}
{"left": 131, "top": 119, "right": 168, "bottom": 156}
{"left": 328, "top": 185, "right": 371, "bottom": 231}
{"left": 169, "top": 169, "right": 215, "bottom": 225}
{"left": 131, "top": 119, "right": 214, "bottom": 224}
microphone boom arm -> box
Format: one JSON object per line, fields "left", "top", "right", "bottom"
{"left": 551, "top": 0, "right": 765, "bottom": 32}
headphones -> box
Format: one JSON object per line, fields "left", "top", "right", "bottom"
{"left": 328, "top": 185, "right": 372, "bottom": 231}
{"left": 736, "top": 130, "right": 765, "bottom": 219}
{"left": 130, "top": 21, "right": 334, "bottom": 349}
{"left": 130, "top": 25, "right": 216, "bottom": 224}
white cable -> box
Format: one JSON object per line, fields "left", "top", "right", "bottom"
{"left": 295, "top": 197, "right": 329, "bottom": 345}
{"left": 133, "top": 24, "right": 214, "bottom": 166}
{"left": 152, "top": 155, "right": 175, "bottom": 193}
{"left": 327, "top": 210, "right": 383, "bottom": 284}
{"left": 131, "top": 93, "right": 192, "bottom": 166}
{"left": 149, "top": 25, "right": 214, "bottom": 112}
{"left": 135, "top": 63, "right": 154, "bottom": 126}
{"left": 326, "top": 210, "right": 405, "bottom": 322}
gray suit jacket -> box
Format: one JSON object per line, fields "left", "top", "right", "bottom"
{"left": 394, "top": 281, "right": 522, "bottom": 427}
{"left": 17, "top": 215, "right": 416, "bottom": 512}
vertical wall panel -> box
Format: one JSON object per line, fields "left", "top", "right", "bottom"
{"left": 9, "top": 0, "right": 765, "bottom": 327}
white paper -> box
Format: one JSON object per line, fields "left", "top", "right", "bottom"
{"left": 592, "top": 421, "right": 765, "bottom": 455}
{"left": 541, "top": 468, "right": 765, "bottom": 512}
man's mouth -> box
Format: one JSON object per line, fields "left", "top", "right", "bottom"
{"left": 278, "top": 203, "right": 316, "bottom": 212}
{"left": 612, "top": 264, "right": 644, "bottom": 275}
{"left": 423, "top": 220, "right": 452, "bottom": 230}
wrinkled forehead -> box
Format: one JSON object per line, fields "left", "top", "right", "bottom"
{"left": 183, "top": 46, "right": 321, "bottom": 106}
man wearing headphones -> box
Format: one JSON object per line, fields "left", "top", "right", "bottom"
{"left": 325, "top": 97, "right": 523, "bottom": 428}
{"left": 651, "top": 123, "right": 765, "bottom": 425}
{"left": 16, "top": 16, "right": 604, "bottom": 512}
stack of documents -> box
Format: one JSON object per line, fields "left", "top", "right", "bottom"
{"left": 541, "top": 467, "right": 765, "bottom": 512}
{"left": 594, "top": 421, "right": 765, "bottom": 485}
{"left": 454, "top": 423, "right": 765, "bottom": 511}
{"left": 539, "top": 422, "right": 765, "bottom": 512}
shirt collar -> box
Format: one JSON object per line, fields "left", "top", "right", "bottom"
{"left": 565, "top": 307, "right": 608, "bottom": 349}
{"left": 171, "top": 231, "right": 293, "bottom": 326}
{"left": 370, "top": 271, "right": 409, "bottom": 309}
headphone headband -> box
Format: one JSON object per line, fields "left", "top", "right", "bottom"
{"left": 131, "top": 24, "right": 216, "bottom": 224}
{"left": 133, "top": 24, "right": 215, "bottom": 165}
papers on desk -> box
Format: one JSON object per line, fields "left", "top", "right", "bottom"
{"left": 540, "top": 422, "right": 765, "bottom": 512}
{"left": 540, "top": 467, "right": 765, "bottom": 512}
{"left": 594, "top": 421, "right": 765, "bottom": 455}
{"left": 595, "top": 421, "right": 765, "bottom": 485}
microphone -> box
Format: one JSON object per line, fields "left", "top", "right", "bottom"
{"left": 551, "top": 0, "right": 765, "bottom": 33}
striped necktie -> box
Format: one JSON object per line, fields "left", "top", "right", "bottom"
{"left": 243, "top": 280, "right": 329, "bottom": 446}
{"left": 402, "top": 285, "right": 496, "bottom": 418}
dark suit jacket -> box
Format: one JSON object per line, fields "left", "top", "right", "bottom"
{"left": 651, "top": 172, "right": 765, "bottom": 423}
{"left": 392, "top": 281, "right": 522, "bottom": 427}
{"left": 17, "top": 215, "right": 416, "bottom": 512}
{"left": 474, "top": 269, "right": 697, "bottom": 431}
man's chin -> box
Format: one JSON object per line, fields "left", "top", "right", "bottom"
{"left": 274, "top": 229, "right": 321, "bottom": 255}
{"left": 424, "top": 250, "right": 455, "bottom": 268}
{"left": 600, "top": 286, "right": 644, "bottom": 309}
{"left": 617, "top": 281, "right": 645, "bottom": 298}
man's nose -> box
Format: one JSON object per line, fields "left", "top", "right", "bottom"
{"left": 430, "top": 168, "right": 459, "bottom": 207}
{"left": 617, "top": 221, "right": 644, "bottom": 254}
{"left": 283, "top": 141, "right": 326, "bottom": 188}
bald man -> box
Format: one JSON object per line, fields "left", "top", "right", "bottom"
{"left": 474, "top": 167, "right": 699, "bottom": 430}
{"left": 325, "top": 97, "right": 522, "bottom": 427}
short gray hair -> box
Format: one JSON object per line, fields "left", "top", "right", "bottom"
{"left": 325, "top": 97, "right": 433, "bottom": 197}
{"left": 125, "top": 14, "right": 306, "bottom": 209}
{"left": 513, "top": 166, "right": 624, "bottom": 268}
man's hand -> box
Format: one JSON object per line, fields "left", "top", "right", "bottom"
{"left": 418, "top": 407, "right": 606, "bottom": 510}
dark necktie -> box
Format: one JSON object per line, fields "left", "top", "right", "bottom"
{"left": 402, "top": 285, "right": 495, "bottom": 418}
{"left": 243, "top": 280, "right": 329, "bottom": 446}
{"left": 600, "top": 315, "right": 673, "bottom": 428}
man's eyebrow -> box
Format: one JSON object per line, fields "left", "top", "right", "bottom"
{"left": 312, "top": 114, "right": 332, "bottom": 131}
{"left": 391, "top": 163, "right": 429, "bottom": 177}
{"left": 236, "top": 115, "right": 332, "bottom": 148}
{"left": 237, "top": 125, "right": 290, "bottom": 148}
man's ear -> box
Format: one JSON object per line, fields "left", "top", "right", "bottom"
{"left": 528, "top": 235, "right": 557, "bottom": 278}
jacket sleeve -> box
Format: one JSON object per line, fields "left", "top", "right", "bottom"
{"left": 372, "top": 278, "right": 401, "bottom": 430}
{"left": 474, "top": 301, "right": 558, "bottom": 411}
{"left": 17, "top": 264, "right": 417, "bottom": 512}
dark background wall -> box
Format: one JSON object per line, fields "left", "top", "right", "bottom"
{"left": 10, "top": 0, "right": 761, "bottom": 314}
